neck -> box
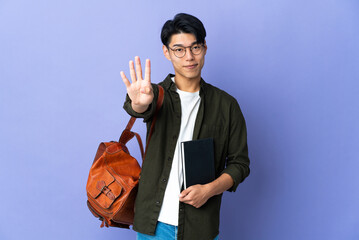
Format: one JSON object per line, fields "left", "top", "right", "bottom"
{"left": 173, "top": 75, "right": 201, "bottom": 92}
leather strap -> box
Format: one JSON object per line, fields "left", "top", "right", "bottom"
{"left": 125, "top": 116, "right": 136, "bottom": 131}
{"left": 119, "top": 129, "right": 145, "bottom": 159}
{"left": 144, "top": 85, "right": 164, "bottom": 157}
{"left": 119, "top": 85, "right": 164, "bottom": 162}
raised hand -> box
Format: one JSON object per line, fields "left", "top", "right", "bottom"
{"left": 121, "top": 56, "right": 154, "bottom": 113}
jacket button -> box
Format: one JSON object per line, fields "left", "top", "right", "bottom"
{"left": 156, "top": 201, "right": 160, "bottom": 205}
{"left": 167, "top": 157, "right": 171, "bottom": 161}
{"left": 162, "top": 179, "right": 167, "bottom": 182}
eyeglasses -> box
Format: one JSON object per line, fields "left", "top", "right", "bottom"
{"left": 168, "top": 44, "right": 204, "bottom": 58}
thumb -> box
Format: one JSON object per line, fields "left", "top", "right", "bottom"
{"left": 140, "top": 86, "right": 151, "bottom": 94}
{"left": 145, "top": 86, "right": 152, "bottom": 94}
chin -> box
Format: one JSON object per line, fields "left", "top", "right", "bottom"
{"left": 183, "top": 75, "right": 200, "bottom": 80}
{"left": 183, "top": 71, "right": 201, "bottom": 80}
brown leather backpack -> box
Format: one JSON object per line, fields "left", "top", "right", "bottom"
{"left": 86, "top": 85, "right": 164, "bottom": 228}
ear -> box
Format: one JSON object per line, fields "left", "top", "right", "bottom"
{"left": 163, "top": 45, "right": 171, "bottom": 61}
{"left": 203, "top": 40, "right": 208, "bottom": 55}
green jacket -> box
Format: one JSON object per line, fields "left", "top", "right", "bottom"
{"left": 123, "top": 74, "right": 250, "bottom": 240}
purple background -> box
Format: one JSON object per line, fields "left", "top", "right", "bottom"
{"left": 1, "top": 0, "right": 358, "bottom": 239}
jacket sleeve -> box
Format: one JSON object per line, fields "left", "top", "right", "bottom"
{"left": 123, "top": 84, "right": 159, "bottom": 122}
{"left": 221, "top": 99, "right": 250, "bottom": 192}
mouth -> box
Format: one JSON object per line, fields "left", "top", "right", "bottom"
{"left": 184, "top": 64, "right": 198, "bottom": 69}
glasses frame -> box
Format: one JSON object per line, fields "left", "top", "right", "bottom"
{"left": 168, "top": 44, "right": 204, "bottom": 58}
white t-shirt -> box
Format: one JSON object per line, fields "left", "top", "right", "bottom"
{"left": 158, "top": 78, "right": 201, "bottom": 226}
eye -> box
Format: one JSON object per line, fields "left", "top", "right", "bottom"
{"left": 174, "top": 48, "right": 184, "bottom": 52}
{"left": 192, "top": 45, "right": 201, "bottom": 50}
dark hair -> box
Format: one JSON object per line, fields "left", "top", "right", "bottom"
{"left": 161, "top": 13, "right": 206, "bottom": 47}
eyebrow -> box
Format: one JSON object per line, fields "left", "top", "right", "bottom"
{"left": 172, "top": 41, "right": 198, "bottom": 48}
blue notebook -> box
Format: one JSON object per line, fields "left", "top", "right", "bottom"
{"left": 181, "top": 138, "right": 215, "bottom": 189}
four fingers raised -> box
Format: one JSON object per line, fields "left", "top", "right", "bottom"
{"left": 120, "top": 71, "right": 130, "bottom": 88}
{"left": 121, "top": 56, "right": 151, "bottom": 88}
{"left": 145, "top": 59, "right": 151, "bottom": 83}
{"left": 135, "top": 56, "right": 143, "bottom": 81}
{"left": 129, "top": 60, "right": 136, "bottom": 83}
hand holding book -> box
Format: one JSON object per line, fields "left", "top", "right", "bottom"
{"left": 179, "top": 184, "right": 212, "bottom": 208}
{"left": 179, "top": 138, "right": 234, "bottom": 208}
{"left": 179, "top": 173, "right": 234, "bottom": 208}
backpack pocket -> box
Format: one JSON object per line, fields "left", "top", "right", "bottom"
{"left": 88, "top": 170, "right": 123, "bottom": 209}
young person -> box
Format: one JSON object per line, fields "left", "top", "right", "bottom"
{"left": 121, "top": 13, "right": 250, "bottom": 240}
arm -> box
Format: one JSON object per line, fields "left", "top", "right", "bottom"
{"left": 220, "top": 100, "right": 250, "bottom": 192}
{"left": 179, "top": 100, "right": 250, "bottom": 208}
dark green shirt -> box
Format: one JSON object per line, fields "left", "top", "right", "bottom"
{"left": 123, "top": 74, "right": 250, "bottom": 240}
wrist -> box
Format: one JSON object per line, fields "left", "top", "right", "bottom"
{"left": 131, "top": 102, "right": 149, "bottom": 113}
{"left": 203, "top": 182, "right": 216, "bottom": 199}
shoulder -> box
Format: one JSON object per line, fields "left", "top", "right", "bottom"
{"left": 203, "top": 82, "right": 245, "bottom": 119}
{"left": 204, "top": 82, "right": 238, "bottom": 105}
{"left": 157, "top": 74, "right": 173, "bottom": 89}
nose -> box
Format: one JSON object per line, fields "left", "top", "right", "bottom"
{"left": 184, "top": 47, "right": 194, "bottom": 60}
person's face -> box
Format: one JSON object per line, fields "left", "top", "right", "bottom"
{"left": 163, "top": 33, "right": 207, "bottom": 82}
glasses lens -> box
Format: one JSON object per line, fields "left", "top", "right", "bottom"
{"left": 174, "top": 47, "right": 186, "bottom": 58}
{"left": 191, "top": 45, "right": 202, "bottom": 55}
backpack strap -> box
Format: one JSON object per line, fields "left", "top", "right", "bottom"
{"left": 119, "top": 85, "right": 164, "bottom": 161}
{"left": 144, "top": 85, "right": 164, "bottom": 157}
